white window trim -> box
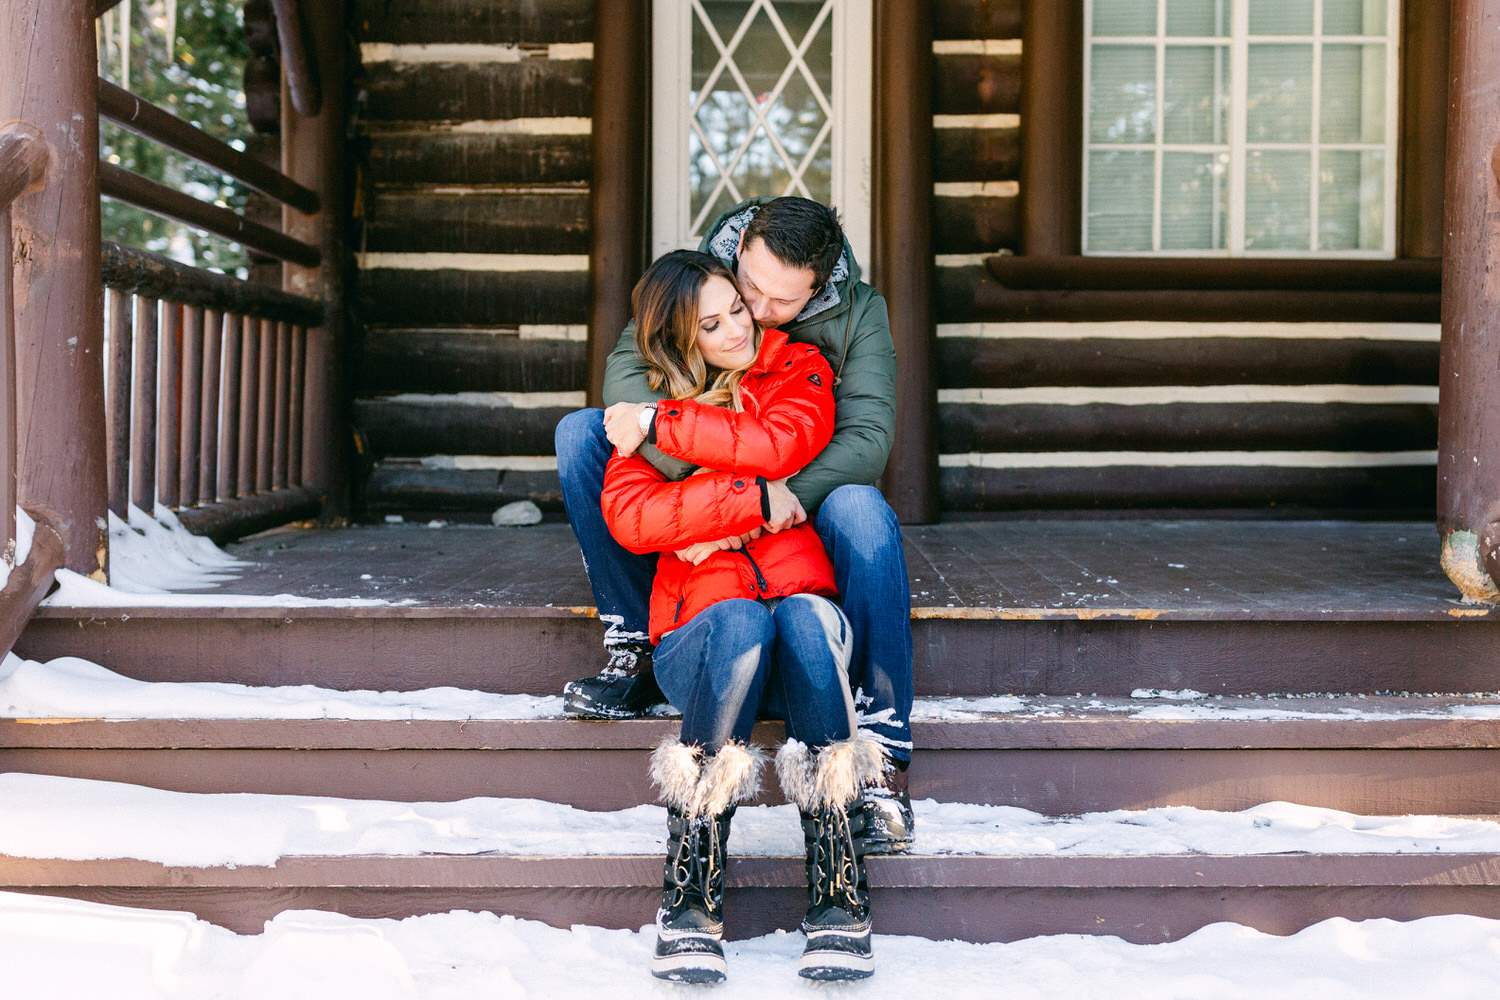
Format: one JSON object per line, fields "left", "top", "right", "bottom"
{"left": 650, "top": 0, "right": 872, "bottom": 266}
{"left": 1081, "top": 0, "right": 1400, "bottom": 258}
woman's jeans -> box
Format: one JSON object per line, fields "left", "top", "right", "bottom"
{"left": 654, "top": 596, "right": 858, "bottom": 751}
{"left": 556, "top": 408, "right": 913, "bottom": 761}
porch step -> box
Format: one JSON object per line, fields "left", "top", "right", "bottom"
{"left": 7, "top": 701, "right": 1500, "bottom": 814}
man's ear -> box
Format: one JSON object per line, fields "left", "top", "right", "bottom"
{"left": 736, "top": 230, "right": 745, "bottom": 256}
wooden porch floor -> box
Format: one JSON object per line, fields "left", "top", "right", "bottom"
{"left": 217, "top": 519, "right": 1467, "bottom": 617}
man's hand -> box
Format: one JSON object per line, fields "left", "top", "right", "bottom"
{"left": 763, "top": 477, "right": 806, "bottom": 533}
{"left": 602, "top": 401, "right": 652, "bottom": 457}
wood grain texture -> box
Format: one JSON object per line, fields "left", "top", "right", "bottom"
{"left": 358, "top": 268, "right": 588, "bottom": 326}
{"left": 932, "top": 194, "right": 1019, "bottom": 253}
{"left": 933, "top": 125, "right": 1020, "bottom": 182}
{"left": 354, "top": 329, "right": 586, "bottom": 393}
{"left": 363, "top": 188, "right": 589, "bottom": 255}
{"left": 361, "top": 59, "right": 592, "bottom": 123}
{"left": 354, "top": 0, "right": 594, "bottom": 45}
{"left": 364, "top": 132, "right": 591, "bottom": 186}
{"left": 932, "top": 52, "right": 1022, "bottom": 115}
{"left": 353, "top": 397, "right": 570, "bottom": 456}
{"left": 933, "top": 0, "right": 1024, "bottom": 39}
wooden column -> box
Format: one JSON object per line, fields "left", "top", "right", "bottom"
{"left": 0, "top": 0, "right": 108, "bottom": 576}
{"left": 1020, "top": 0, "right": 1084, "bottom": 256}
{"left": 874, "top": 0, "right": 937, "bottom": 524}
{"left": 586, "top": 0, "right": 649, "bottom": 407}
{"left": 1399, "top": 1, "right": 1450, "bottom": 259}
{"left": 1437, "top": 0, "right": 1500, "bottom": 602}
{"left": 282, "top": 0, "right": 347, "bottom": 519}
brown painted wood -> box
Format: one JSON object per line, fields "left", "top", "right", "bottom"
{"left": 364, "top": 464, "right": 562, "bottom": 513}
{"left": 177, "top": 307, "right": 203, "bottom": 507}
{"left": 105, "top": 289, "right": 132, "bottom": 518}
{"left": 288, "top": 326, "right": 305, "bottom": 485}
{"left": 273, "top": 322, "right": 290, "bottom": 489}
{"left": 362, "top": 60, "right": 592, "bottom": 123}
{"left": 987, "top": 255, "right": 1443, "bottom": 291}
{"left": 876, "top": 0, "right": 938, "bottom": 524}
{"left": 156, "top": 302, "right": 182, "bottom": 508}
{"left": 1436, "top": 0, "right": 1500, "bottom": 599}
{"left": 353, "top": 398, "right": 571, "bottom": 457}
{"left": 354, "top": 328, "right": 587, "bottom": 393}
{"left": 363, "top": 132, "right": 592, "bottom": 187}
{"left": 102, "top": 242, "right": 323, "bottom": 327}
{"left": 1020, "top": 0, "right": 1083, "bottom": 255}
{"left": 215, "top": 314, "right": 240, "bottom": 504}
{"left": 361, "top": 268, "right": 589, "bottom": 327}
{"left": 255, "top": 319, "right": 276, "bottom": 492}
{"left": 586, "top": 0, "right": 647, "bottom": 408}
{"left": 933, "top": 0, "right": 1023, "bottom": 39}
{"left": 0, "top": 121, "right": 47, "bottom": 209}
{"left": 932, "top": 52, "right": 1022, "bottom": 115}
{"left": 97, "top": 79, "right": 319, "bottom": 213}
{"left": 935, "top": 335, "right": 1438, "bottom": 388}
{"left": 364, "top": 187, "right": 589, "bottom": 255}
{"left": 940, "top": 265, "right": 1442, "bottom": 323}
{"left": 932, "top": 194, "right": 1019, "bottom": 254}
{"left": 197, "top": 310, "right": 222, "bottom": 504}
{"left": 173, "top": 486, "right": 321, "bottom": 545}
{"left": 354, "top": 0, "right": 593, "bottom": 45}
{"left": 237, "top": 316, "right": 258, "bottom": 497}
{"left": 129, "top": 296, "right": 158, "bottom": 512}
{"left": 0, "top": 508, "right": 63, "bottom": 658}
{"left": 933, "top": 125, "right": 1020, "bottom": 183}
{"left": 2, "top": 0, "right": 109, "bottom": 575}
{"left": 269, "top": 0, "right": 320, "bottom": 117}
{"left": 1401, "top": 2, "right": 1449, "bottom": 259}
{"left": 0, "top": 208, "right": 13, "bottom": 550}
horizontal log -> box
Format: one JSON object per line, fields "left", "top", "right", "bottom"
{"left": 354, "top": 0, "right": 594, "bottom": 45}
{"left": 933, "top": 0, "right": 1023, "bottom": 39}
{"left": 937, "top": 266, "right": 1442, "bottom": 323}
{"left": 97, "top": 80, "right": 319, "bottom": 213}
{"left": 355, "top": 398, "right": 570, "bottom": 457}
{"left": 935, "top": 336, "right": 1439, "bottom": 388}
{"left": 361, "top": 60, "right": 592, "bottom": 123}
{"left": 933, "top": 194, "right": 1019, "bottom": 253}
{"left": 173, "top": 486, "right": 322, "bottom": 545}
{"left": 354, "top": 328, "right": 587, "bottom": 393}
{"left": 940, "top": 464, "right": 1436, "bottom": 513}
{"left": 98, "top": 163, "right": 321, "bottom": 267}
{"left": 363, "top": 463, "right": 562, "bottom": 512}
{"left": 933, "top": 126, "right": 1020, "bottom": 183}
{"left": 358, "top": 268, "right": 589, "bottom": 326}
{"left": 939, "top": 402, "right": 1439, "bottom": 453}
{"left": 0, "top": 123, "right": 46, "bottom": 211}
{"left": 100, "top": 243, "right": 324, "bottom": 326}
{"left": 987, "top": 255, "right": 1443, "bottom": 292}
{"left": 363, "top": 188, "right": 589, "bottom": 254}
{"left": 933, "top": 53, "right": 1022, "bottom": 116}
{"left": 363, "top": 132, "right": 591, "bottom": 186}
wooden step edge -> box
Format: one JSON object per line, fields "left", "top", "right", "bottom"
{"left": 5, "top": 851, "right": 1498, "bottom": 890}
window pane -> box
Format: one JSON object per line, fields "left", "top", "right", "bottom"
{"left": 1248, "top": 0, "right": 1313, "bottom": 35}
{"left": 1163, "top": 45, "right": 1228, "bottom": 143}
{"left": 1323, "top": 0, "right": 1387, "bottom": 35}
{"left": 1245, "top": 150, "right": 1312, "bottom": 250}
{"left": 1166, "top": 0, "right": 1228, "bottom": 36}
{"left": 1088, "top": 150, "right": 1155, "bottom": 251}
{"left": 1093, "top": 0, "right": 1158, "bottom": 36}
{"left": 1161, "top": 151, "right": 1226, "bottom": 249}
{"left": 1319, "top": 149, "right": 1385, "bottom": 250}
{"left": 1090, "top": 45, "right": 1159, "bottom": 143}
{"left": 1320, "top": 44, "right": 1386, "bottom": 143}
{"left": 1246, "top": 44, "right": 1313, "bottom": 142}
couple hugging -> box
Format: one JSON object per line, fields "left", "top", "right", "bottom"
{"left": 554, "top": 196, "right": 913, "bottom": 983}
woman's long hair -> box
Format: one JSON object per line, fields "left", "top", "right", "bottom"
{"left": 632, "top": 250, "right": 760, "bottom": 409}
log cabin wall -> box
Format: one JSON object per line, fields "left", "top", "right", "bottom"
{"left": 350, "top": 0, "right": 592, "bottom": 515}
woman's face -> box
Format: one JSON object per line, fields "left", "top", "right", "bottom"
{"left": 694, "top": 275, "right": 756, "bottom": 370}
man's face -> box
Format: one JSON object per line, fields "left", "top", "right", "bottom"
{"left": 735, "top": 236, "right": 819, "bottom": 329}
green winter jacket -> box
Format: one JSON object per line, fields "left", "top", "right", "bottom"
{"left": 601, "top": 197, "right": 897, "bottom": 512}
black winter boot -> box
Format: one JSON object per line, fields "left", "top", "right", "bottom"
{"left": 860, "top": 757, "right": 914, "bottom": 854}
{"left": 562, "top": 643, "right": 665, "bottom": 719}
{"left": 648, "top": 737, "right": 765, "bottom": 983}
{"left": 776, "top": 736, "right": 886, "bottom": 981}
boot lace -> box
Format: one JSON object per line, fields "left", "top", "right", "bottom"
{"left": 667, "top": 815, "right": 723, "bottom": 913}
{"left": 808, "top": 806, "right": 862, "bottom": 914}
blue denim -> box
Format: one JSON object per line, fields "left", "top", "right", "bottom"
{"left": 653, "top": 596, "right": 857, "bottom": 752}
{"left": 555, "top": 409, "right": 913, "bottom": 761}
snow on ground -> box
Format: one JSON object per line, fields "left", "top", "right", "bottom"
{"left": 6, "top": 772, "right": 1500, "bottom": 867}
{"left": 0, "top": 892, "right": 1495, "bottom": 1000}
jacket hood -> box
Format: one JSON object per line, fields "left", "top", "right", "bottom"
{"left": 697, "top": 196, "right": 862, "bottom": 327}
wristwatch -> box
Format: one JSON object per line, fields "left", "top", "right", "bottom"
{"left": 637, "top": 404, "right": 657, "bottom": 436}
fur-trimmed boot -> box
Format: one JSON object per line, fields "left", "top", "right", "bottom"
{"left": 776, "top": 736, "right": 886, "bottom": 981}
{"left": 648, "top": 736, "right": 764, "bottom": 983}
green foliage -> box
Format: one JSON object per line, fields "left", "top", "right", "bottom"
{"left": 99, "top": 0, "right": 252, "bottom": 274}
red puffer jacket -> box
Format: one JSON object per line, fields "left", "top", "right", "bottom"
{"left": 601, "top": 330, "right": 838, "bottom": 642}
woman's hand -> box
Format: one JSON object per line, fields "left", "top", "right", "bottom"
{"left": 602, "top": 401, "right": 652, "bottom": 457}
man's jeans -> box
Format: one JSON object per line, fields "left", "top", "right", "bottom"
{"left": 555, "top": 408, "right": 914, "bottom": 761}
{"left": 655, "top": 595, "right": 857, "bottom": 751}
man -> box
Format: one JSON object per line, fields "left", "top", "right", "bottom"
{"left": 554, "top": 196, "right": 915, "bottom": 851}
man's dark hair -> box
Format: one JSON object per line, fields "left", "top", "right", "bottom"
{"left": 739, "top": 197, "right": 844, "bottom": 290}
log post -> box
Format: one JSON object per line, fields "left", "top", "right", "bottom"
{"left": 0, "top": 0, "right": 109, "bottom": 577}
{"left": 874, "top": 0, "right": 937, "bottom": 523}
{"left": 1020, "top": 0, "right": 1084, "bottom": 256}
{"left": 282, "top": 0, "right": 347, "bottom": 520}
{"left": 1437, "top": 0, "right": 1500, "bottom": 601}
{"left": 586, "top": 0, "right": 648, "bottom": 407}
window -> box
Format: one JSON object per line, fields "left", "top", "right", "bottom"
{"left": 1082, "top": 0, "right": 1399, "bottom": 257}
{"left": 651, "top": 0, "right": 872, "bottom": 263}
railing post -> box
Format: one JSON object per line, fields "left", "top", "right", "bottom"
{"left": 1438, "top": 0, "right": 1500, "bottom": 601}
{"left": 0, "top": 0, "right": 109, "bottom": 576}
{"left": 282, "top": 0, "right": 347, "bottom": 518}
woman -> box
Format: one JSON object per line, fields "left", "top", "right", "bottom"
{"left": 600, "top": 251, "right": 884, "bottom": 984}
